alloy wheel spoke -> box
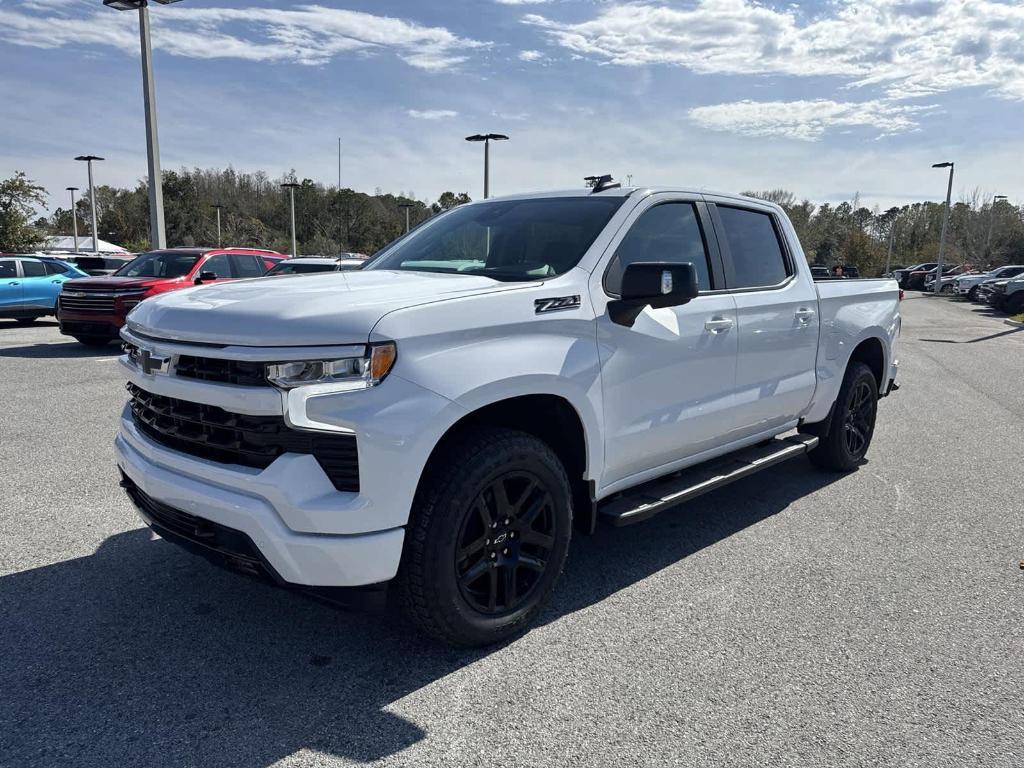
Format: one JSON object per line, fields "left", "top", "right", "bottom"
{"left": 487, "top": 567, "right": 498, "bottom": 611}
{"left": 459, "top": 558, "right": 490, "bottom": 587}
{"left": 504, "top": 565, "right": 518, "bottom": 605}
{"left": 458, "top": 534, "right": 488, "bottom": 562}
{"left": 519, "top": 528, "right": 554, "bottom": 551}
{"left": 518, "top": 495, "right": 548, "bottom": 527}
{"left": 519, "top": 554, "right": 546, "bottom": 572}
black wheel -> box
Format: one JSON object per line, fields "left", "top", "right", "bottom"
{"left": 15, "top": 317, "right": 38, "bottom": 325}
{"left": 802, "top": 361, "right": 878, "bottom": 472}
{"left": 967, "top": 286, "right": 979, "bottom": 301}
{"left": 396, "top": 427, "right": 572, "bottom": 646}
{"left": 940, "top": 284, "right": 953, "bottom": 294}
{"left": 73, "top": 335, "right": 113, "bottom": 347}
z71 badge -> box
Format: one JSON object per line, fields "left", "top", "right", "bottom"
{"left": 534, "top": 295, "right": 581, "bottom": 314}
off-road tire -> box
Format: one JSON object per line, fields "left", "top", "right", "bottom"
{"left": 802, "top": 361, "right": 878, "bottom": 472}
{"left": 395, "top": 427, "right": 572, "bottom": 646}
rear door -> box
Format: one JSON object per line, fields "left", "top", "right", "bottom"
{"left": 229, "top": 253, "right": 266, "bottom": 278}
{"left": 0, "top": 259, "right": 22, "bottom": 312}
{"left": 708, "top": 200, "right": 818, "bottom": 439}
{"left": 18, "top": 259, "right": 59, "bottom": 311}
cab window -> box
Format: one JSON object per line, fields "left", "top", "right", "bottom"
{"left": 605, "top": 202, "right": 713, "bottom": 295}
{"left": 230, "top": 254, "right": 264, "bottom": 278}
{"left": 0, "top": 260, "right": 16, "bottom": 278}
{"left": 716, "top": 206, "right": 791, "bottom": 289}
{"left": 199, "top": 254, "right": 232, "bottom": 278}
{"left": 20, "top": 260, "right": 46, "bottom": 277}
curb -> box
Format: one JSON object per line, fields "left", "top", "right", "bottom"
{"left": 1004, "top": 319, "right": 1024, "bottom": 328}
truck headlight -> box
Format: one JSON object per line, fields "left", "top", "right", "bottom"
{"left": 266, "top": 342, "right": 396, "bottom": 390}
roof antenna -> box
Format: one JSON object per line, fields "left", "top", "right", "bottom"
{"left": 584, "top": 174, "right": 621, "bottom": 193}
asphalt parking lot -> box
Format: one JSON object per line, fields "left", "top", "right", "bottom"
{"left": 1, "top": 296, "right": 1021, "bottom": 768}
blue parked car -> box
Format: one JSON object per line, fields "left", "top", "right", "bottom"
{"left": 0, "top": 255, "right": 88, "bottom": 324}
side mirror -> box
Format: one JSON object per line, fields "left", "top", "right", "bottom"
{"left": 609, "top": 262, "right": 699, "bottom": 327}
{"left": 195, "top": 271, "right": 218, "bottom": 284}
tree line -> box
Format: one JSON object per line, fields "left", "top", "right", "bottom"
{"left": 4, "top": 167, "right": 469, "bottom": 256}
{"left": 743, "top": 189, "right": 1024, "bottom": 273}
{"left": 2, "top": 169, "right": 1023, "bottom": 274}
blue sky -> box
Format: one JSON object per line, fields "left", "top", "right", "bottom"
{"left": 2, "top": 0, "right": 1022, "bottom": 213}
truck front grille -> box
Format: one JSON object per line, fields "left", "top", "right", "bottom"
{"left": 127, "top": 382, "right": 359, "bottom": 492}
{"left": 174, "top": 354, "right": 268, "bottom": 387}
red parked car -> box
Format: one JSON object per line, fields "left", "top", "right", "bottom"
{"left": 58, "top": 247, "right": 284, "bottom": 346}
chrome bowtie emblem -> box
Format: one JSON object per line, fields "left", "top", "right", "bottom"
{"left": 139, "top": 348, "right": 170, "bottom": 375}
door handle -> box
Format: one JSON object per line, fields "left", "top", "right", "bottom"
{"left": 8, "top": 282, "right": 19, "bottom": 286}
{"left": 795, "top": 308, "right": 816, "bottom": 322}
{"left": 704, "top": 317, "right": 734, "bottom": 333}
{"left": 51, "top": 279, "right": 62, "bottom": 284}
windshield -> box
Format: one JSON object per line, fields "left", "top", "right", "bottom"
{"left": 115, "top": 250, "right": 200, "bottom": 278}
{"left": 365, "top": 196, "right": 625, "bottom": 281}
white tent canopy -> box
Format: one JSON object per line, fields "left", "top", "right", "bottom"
{"left": 43, "top": 235, "right": 127, "bottom": 254}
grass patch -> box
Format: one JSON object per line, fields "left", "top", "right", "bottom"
{"left": 1012, "top": 313, "right": 1024, "bottom": 323}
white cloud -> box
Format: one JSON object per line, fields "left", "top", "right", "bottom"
{"left": 518, "top": 49, "right": 544, "bottom": 62}
{"left": 689, "top": 99, "right": 935, "bottom": 141}
{"left": 495, "top": 0, "right": 553, "bottom": 5}
{"left": 524, "top": 0, "right": 1024, "bottom": 103}
{"left": 0, "top": 3, "right": 488, "bottom": 71}
{"left": 408, "top": 109, "right": 458, "bottom": 120}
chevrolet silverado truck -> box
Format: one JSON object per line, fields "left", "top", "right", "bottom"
{"left": 115, "top": 184, "right": 900, "bottom": 646}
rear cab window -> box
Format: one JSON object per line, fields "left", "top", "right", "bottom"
{"left": 715, "top": 205, "right": 792, "bottom": 289}
{"left": 230, "top": 254, "right": 265, "bottom": 278}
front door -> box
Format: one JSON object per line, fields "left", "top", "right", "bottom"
{"left": 708, "top": 201, "right": 819, "bottom": 438}
{"left": 593, "top": 196, "right": 738, "bottom": 491}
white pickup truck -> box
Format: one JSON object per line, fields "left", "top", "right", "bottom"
{"left": 116, "top": 184, "right": 900, "bottom": 646}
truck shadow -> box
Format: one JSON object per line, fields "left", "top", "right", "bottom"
{"left": 0, "top": 341, "right": 119, "bottom": 359}
{"left": 0, "top": 461, "right": 844, "bottom": 767}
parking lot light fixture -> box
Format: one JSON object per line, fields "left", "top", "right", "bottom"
{"left": 66, "top": 187, "right": 80, "bottom": 253}
{"left": 210, "top": 204, "right": 223, "bottom": 247}
{"left": 465, "top": 133, "right": 509, "bottom": 199}
{"left": 986, "top": 194, "right": 1008, "bottom": 260}
{"left": 74, "top": 155, "right": 104, "bottom": 255}
{"left": 931, "top": 161, "right": 954, "bottom": 295}
{"left": 103, "top": 0, "right": 181, "bottom": 250}
{"left": 281, "top": 183, "right": 301, "bottom": 257}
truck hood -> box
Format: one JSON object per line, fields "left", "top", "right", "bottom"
{"left": 126, "top": 269, "right": 529, "bottom": 346}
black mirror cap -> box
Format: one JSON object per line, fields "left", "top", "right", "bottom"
{"left": 195, "top": 271, "right": 218, "bottom": 283}
{"left": 610, "top": 262, "right": 699, "bottom": 326}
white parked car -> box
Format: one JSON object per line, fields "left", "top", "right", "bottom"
{"left": 954, "top": 265, "right": 1024, "bottom": 300}
{"left": 115, "top": 184, "right": 901, "bottom": 645}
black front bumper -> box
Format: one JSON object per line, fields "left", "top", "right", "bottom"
{"left": 120, "top": 472, "right": 388, "bottom": 610}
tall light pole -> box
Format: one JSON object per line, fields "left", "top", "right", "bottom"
{"left": 932, "top": 161, "right": 954, "bottom": 295}
{"left": 66, "top": 186, "right": 80, "bottom": 253}
{"left": 210, "top": 204, "right": 222, "bottom": 247}
{"left": 103, "top": 0, "right": 178, "bottom": 250}
{"left": 885, "top": 219, "right": 897, "bottom": 275}
{"left": 74, "top": 155, "right": 104, "bottom": 254}
{"left": 465, "top": 133, "right": 509, "bottom": 199}
{"left": 281, "top": 182, "right": 300, "bottom": 257}
{"left": 398, "top": 202, "right": 414, "bottom": 233}
{"left": 985, "top": 194, "right": 1007, "bottom": 263}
